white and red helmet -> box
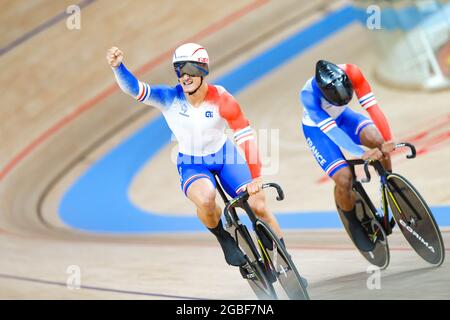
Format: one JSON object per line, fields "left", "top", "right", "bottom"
{"left": 172, "top": 43, "right": 209, "bottom": 77}
{"left": 172, "top": 43, "right": 209, "bottom": 65}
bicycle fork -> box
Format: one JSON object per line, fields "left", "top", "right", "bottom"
{"left": 255, "top": 232, "right": 276, "bottom": 276}
{"left": 380, "top": 179, "right": 396, "bottom": 235}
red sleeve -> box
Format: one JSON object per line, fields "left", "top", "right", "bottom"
{"left": 218, "top": 89, "right": 261, "bottom": 179}
{"left": 340, "top": 64, "right": 393, "bottom": 141}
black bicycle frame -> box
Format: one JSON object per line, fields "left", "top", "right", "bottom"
{"left": 214, "top": 176, "right": 262, "bottom": 262}
{"left": 214, "top": 175, "right": 284, "bottom": 261}
{"left": 347, "top": 142, "right": 418, "bottom": 233}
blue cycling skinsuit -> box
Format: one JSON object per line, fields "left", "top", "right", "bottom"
{"left": 112, "top": 63, "right": 262, "bottom": 197}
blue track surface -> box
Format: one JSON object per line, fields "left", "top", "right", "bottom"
{"left": 60, "top": 6, "right": 449, "bottom": 233}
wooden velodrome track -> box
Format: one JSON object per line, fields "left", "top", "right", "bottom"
{"left": 0, "top": 0, "right": 449, "bottom": 299}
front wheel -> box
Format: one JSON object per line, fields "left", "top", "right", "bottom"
{"left": 386, "top": 173, "right": 445, "bottom": 266}
{"left": 239, "top": 259, "right": 277, "bottom": 300}
{"left": 229, "top": 223, "right": 277, "bottom": 299}
{"left": 255, "top": 220, "right": 310, "bottom": 300}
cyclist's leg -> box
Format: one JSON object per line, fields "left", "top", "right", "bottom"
{"left": 303, "top": 124, "right": 351, "bottom": 209}
{"left": 178, "top": 153, "right": 221, "bottom": 227}
{"left": 333, "top": 166, "right": 375, "bottom": 250}
{"left": 217, "top": 140, "right": 283, "bottom": 240}
{"left": 303, "top": 123, "right": 374, "bottom": 250}
{"left": 185, "top": 177, "right": 221, "bottom": 228}
{"left": 333, "top": 166, "right": 355, "bottom": 211}
{"left": 248, "top": 192, "right": 283, "bottom": 239}
{"left": 178, "top": 153, "right": 246, "bottom": 266}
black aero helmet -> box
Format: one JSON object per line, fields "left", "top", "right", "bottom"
{"left": 315, "top": 60, "right": 353, "bottom": 106}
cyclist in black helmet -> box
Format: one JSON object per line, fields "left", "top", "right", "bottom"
{"left": 300, "top": 60, "right": 395, "bottom": 252}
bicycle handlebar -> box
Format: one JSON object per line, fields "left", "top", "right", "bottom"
{"left": 358, "top": 142, "right": 416, "bottom": 183}
{"left": 224, "top": 183, "right": 284, "bottom": 214}
{"left": 262, "top": 182, "right": 285, "bottom": 201}
{"left": 362, "top": 162, "right": 372, "bottom": 183}
{"left": 395, "top": 142, "right": 416, "bottom": 159}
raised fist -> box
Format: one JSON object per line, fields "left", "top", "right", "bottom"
{"left": 106, "top": 46, "right": 123, "bottom": 68}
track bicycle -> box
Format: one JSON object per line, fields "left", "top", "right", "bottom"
{"left": 336, "top": 142, "right": 445, "bottom": 269}
{"left": 215, "top": 175, "right": 310, "bottom": 300}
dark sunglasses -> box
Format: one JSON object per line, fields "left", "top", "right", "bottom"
{"left": 173, "top": 62, "right": 209, "bottom": 78}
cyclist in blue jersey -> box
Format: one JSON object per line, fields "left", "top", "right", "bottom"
{"left": 107, "top": 44, "right": 284, "bottom": 267}
{"left": 300, "top": 60, "right": 395, "bottom": 252}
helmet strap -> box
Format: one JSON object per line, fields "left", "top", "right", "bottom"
{"left": 188, "top": 77, "right": 204, "bottom": 96}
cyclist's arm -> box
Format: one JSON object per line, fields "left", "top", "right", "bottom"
{"left": 112, "top": 63, "right": 176, "bottom": 109}
{"left": 340, "top": 64, "right": 393, "bottom": 141}
{"left": 113, "top": 63, "right": 149, "bottom": 102}
{"left": 301, "top": 90, "right": 365, "bottom": 157}
{"left": 219, "top": 91, "right": 262, "bottom": 179}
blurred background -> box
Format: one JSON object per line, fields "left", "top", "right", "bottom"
{"left": 0, "top": 0, "right": 449, "bottom": 299}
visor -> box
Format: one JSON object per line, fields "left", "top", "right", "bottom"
{"left": 174, "top": 62, "right": 209, "bottom": 78}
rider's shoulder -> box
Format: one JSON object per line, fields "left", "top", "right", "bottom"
{"left": 208, "top": 84, "right": 236, "bottom": 102}
{"left": 339, "top": 64, "right": 366, "bottom": 83}
{"left": 301, "top": 77, "right": 314, "bottom": 93}
{"left": 149, "top": 84, "right": 182, "bottom": 106}
{"left": 211, "top": 84, "right": 228, "bottom": 96}
{"left": 151, "top": 83, "right": 181, "bottom": 92}
{"left": 206, "top": 85, "right": 241, "bottom": 117}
